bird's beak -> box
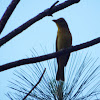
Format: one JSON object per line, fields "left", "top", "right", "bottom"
{"left": 52, "top": 20, "right": 57, "bottom": 23}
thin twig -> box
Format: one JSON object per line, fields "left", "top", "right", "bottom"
{"left": 0, "top": 0, "right": 80, "bottom": 47}
{"left": 50, "top": 1, "right": 59, "bottom": 10}
{"left": 48, "top": 1, "right": 59, "bottom": 16}
{"left": 23, "top": 68, "right": 46, "bottom": 100}
{"left": 0, "top": 0, "right": 20, "bottom": 34}
{"left": 0, "top": 37, "right": 100, "bottom": 72}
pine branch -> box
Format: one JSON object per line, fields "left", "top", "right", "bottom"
{"left": 23, "top": 68, "right": 46, "bottom": 100}
{"left": 0, "top": 0, "right": 20, "bottom": 34}
{"left": 0, "top": 37, "right": 99, "bottom": 72}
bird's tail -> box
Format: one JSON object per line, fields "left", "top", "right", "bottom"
{"left": 56, "top": 66, "right": 64, "bottom": 81}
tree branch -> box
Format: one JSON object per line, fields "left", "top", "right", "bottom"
{"left": 23, "top": 68, "right": 46, "bottom": 100}
{"left": 0, "top": 0, "right": 20, "bottom": 34}
{"left": 0, "top": 0, "right": 80, "bottom": 47}
{"left": 0, "top": 37, "right": 100, "bottom": 72}
{"left": 48, "top": 0, "right": 59, "bottom": 16}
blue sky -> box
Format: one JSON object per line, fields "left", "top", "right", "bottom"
{"left": 0, "top": 0, "right": 100, "bottom": 99}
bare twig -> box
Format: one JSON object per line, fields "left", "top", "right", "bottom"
{"left": 0, "top": 0, "right": 80, "bottom": 47}
{"left": 50, "top": 1, "right": 59, "bottom": 10}
{"left": 0, "top": 0, "right": 20, "bottom": 34}
{"left": 48, "top": 0, "right": 59, "bottom": 16}
{"left": 0, "top": 37, "right": 100, "bottom": 72}
{"left": 23, "top": 68, "right": 46, "bottom": 100}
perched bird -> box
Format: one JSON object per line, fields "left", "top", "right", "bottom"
{"left": 53, "top": 18, "right": 72, "bottom": 81}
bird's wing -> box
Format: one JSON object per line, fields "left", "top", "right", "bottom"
{"left": 64, "top": 53, "right": 70, "bottom": 66}
{"left": 56, "top": 34, "right": 71, "bottom": 67}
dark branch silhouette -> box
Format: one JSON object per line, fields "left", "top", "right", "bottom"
{"left": 0, "top": 0, "right": 80, "bottom": 47}
{"left": 23, "top": 68, "right": 46, "bottom": 100}
{"left": 0, "top": 37, "right": 100, "bottom": 72}
{"left": 48, "top": 0, "right": 59, "bottom": 16}
{"left": 0, "top": 0, "right": 20, "bottom": 34}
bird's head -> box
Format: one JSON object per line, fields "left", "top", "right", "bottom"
{"left": 52, "top": 18, "right": 68, "bottom": 28}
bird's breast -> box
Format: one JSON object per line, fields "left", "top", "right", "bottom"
{"left": 57, "top": 31, "right": 72, "bottom": 51}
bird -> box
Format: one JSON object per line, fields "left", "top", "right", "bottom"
{"left": 53, "top": 18, "right": 72, "bottom": 81}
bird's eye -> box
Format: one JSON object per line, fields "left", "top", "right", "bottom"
{"left": 59, "top": 20, "right": 63, "bottom": 23}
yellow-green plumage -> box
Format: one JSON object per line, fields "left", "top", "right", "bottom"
{"left": 53, "top": 18, "right": 72, "bottom": 81}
